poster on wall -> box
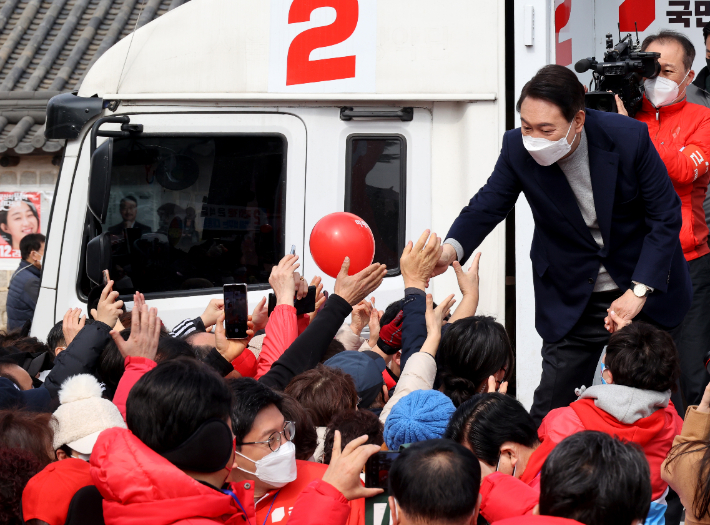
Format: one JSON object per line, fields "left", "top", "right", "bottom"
{"left": 556, "top": 0, "right": 710, "bottom": 79}
{"left": 0, "top": 192, "right": 41, "bottom": 259}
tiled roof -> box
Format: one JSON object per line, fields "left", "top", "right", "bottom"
{"left": 0, "top": 0, "right": 188, "bottom": 155}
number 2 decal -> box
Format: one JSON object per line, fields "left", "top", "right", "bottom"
{"left": 286, "top": 0, "right": 359, "bottom": 86}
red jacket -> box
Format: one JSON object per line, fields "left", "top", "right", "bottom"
{"left": 493, "top": 516, "right": 584, "bottom": 525}
{"left": 539, "top": 394, "right": 682, "bottom": 500}
{"left": 113, "top": 356, "right": 157, "bottom": 420}
{"left": 91, "top": 428, "right": 353, "bottom": 525}
{"left": 480, "top": 473, "right": 538, "bottom": 523}
{"left": 636, "top": 96, "right": 710, "bottom": 260}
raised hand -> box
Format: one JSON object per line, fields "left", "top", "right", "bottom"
{"left": 425, "top": 293, "right": 455, "bottom": 338}
{"left": 350, "top": 300, "right": 372, "bottom": 337}
{"left": 432, "top": 243, "right": 458, "bottom": 277}
{"left": 251, "top": 297, "right": 268, "bottom": 332}
{"left": 309, "top": 276, "right": 326, "bottom": 322}
{"left": 294, "top": 272, "right": 308, "bottom": 301}
{"left": 333, "top": 258, "right": 387, "bottom": 306}
{"left": 449, "top": 253, "right": 481, "bottom": 323}
{"left": 200, "top": 298, "right": 225, "bottom": 329}
{"left": 269, "top": 254, "right": 300, "bottom": 306}
{"left": 367, "top": 298, "right": 383, "bottom": 347}
{"left": 322, "top": 431, "right": 383, "bottom": 500}
{"left": 96, "top": 280, "right": 124, "bottom": 329}
{"left": 110, "top": 304, "right": 160, "bottom": 360}
{"left": 62, "top": 308, "right": 86, "bottom": 346}
{"left": 214, "top": 312, "right": 253, "bottom": 361}
{"left": 401, "top": 230, "right": 443, "bottom": 290}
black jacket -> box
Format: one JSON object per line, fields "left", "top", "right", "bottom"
{"left": 6, "top": 260, "right": 40, "bottom": 331}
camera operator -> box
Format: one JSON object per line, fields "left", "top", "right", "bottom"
{"left": 615, "top": 30, "right": 710, "bottom": 409}
{"left": 435, "top": 64, "right": 691, "bottom": 425}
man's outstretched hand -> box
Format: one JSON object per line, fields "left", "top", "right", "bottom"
{"left": 604, "top": 289, "right": 645, "bottom": 333}
{"left": 432, "top": 243, "right": 458, "bottom": 277}
{"left": 400, "top": 230, "right": 442, "bottom": 289}
{"left": 110, "top": 304, "right": 160, "bottom": 361}
{"left": 334, "top": 258, "right": 387, "bottom": 306}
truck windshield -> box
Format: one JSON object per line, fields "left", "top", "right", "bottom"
{"left": 95, "top": 135, "right": 286, "bottom": 297}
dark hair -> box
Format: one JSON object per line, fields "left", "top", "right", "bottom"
{"left": 605, "top": 322, "right": 680, "bottom": 392}
{"left": 19, "top": 233, "right": 45, "bottom": 261}
{"left": 436, "top": 316, "right": 514, "bottom": 407}
{"left": 642, "top": 30, "right": 696, "bottom": 71}
{"left": 0, "top": 199, "right": 39, "bottom": 245}
{"left": 323, "top": 409, "right": 383, "bottom": 464}
{"left": 319, "top": 339, "right": 346, "bottom": 363}
{"left": 280, "top": 394, "right": 318, "bottom": 461}
{"left": 156, "top": 336, "right": 196, "bottom": 362}
{"left": 120, "top": 196, "right": 138, "bottom": 205}
{"left": 96, "top": 329, "right": 129, "bottom": 400}
{"left": 0, "top": 410, "right": 55, "bottom": 468}
{"left": 540, "top": 431, "right": 651, "bottom": 525}
{"left": 126, "top": 358, "right": 232, "bottom": 453}
{"left": 229, "top": 377, "right": 283, "bottom": 445}
{"left": 704, "top": 21, "right": 710, "bottom": 45}
{"left": 666, "top": 437, "right": 710, "bottom": 519}
{"left": 445, "top": 393, "right": 538, "bottom": 467}
{"left": 389, "top": 439, "right": 481, "bottom": 523}
{"left": 516, "top": 64, "right": 586, "bottom": 121}
{"left": 0, "top": 334, "right": 51, "bottom": 355}
{"left": 380, "top": 299, "right": 404, "bottom": 327}
{"left": 284, "top": 365, "right": 359, "bottom": 426}
{"left": 0, "top": 363, "right": 24, "bottom": 389}
{"left": 0, "top": 447, "right": 42, "bottom": 525}
{"left": 46, "top": 321, "right": 66, "bottom": 354}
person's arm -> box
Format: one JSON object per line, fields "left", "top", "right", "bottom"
{"left": 433, "top": 133, "right": 522, "bottom": 274}
{"left": 448, "top": 253, "right": 481, "bottom": 323}
{"left": 23, "top": 275, "right": 40, "bottom": 310}
{"left": 169, "top": 316, "right": 205, "bottom": 338}
{"left": 113, "top": 356, "right": 156, "bottom": 420}
{"left": 256, "top": 305, "right": 298, "bottom": 379}
{"left": 651, "top": 114, "right": 710, "bottom": 187}
{"left": 259, "top": 258, "right": 387, "bottom": 390}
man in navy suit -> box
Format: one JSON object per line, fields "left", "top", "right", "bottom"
{"left": 434, "top": 65, "right": 692, "bottom": 423}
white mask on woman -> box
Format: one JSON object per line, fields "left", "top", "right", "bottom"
{"left": 235, "top": 441, "right": 297, "bottom": 488}
{"left": 522, "top": 120, "right": 576, "bottom": 166}
{"left": 644, "top": 70, "right": 690, "bottom": 108}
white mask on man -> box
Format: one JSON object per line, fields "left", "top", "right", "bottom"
{"left": 234, "top": 441, "right": 297, "bottom": 488}
{"left": 644, "top": 69, "right": 690, "bottom": 108}
{"left": 522, "top": 120, "right": 576, "bottom": 166}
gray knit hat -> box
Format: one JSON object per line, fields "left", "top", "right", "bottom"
{"left": 52, "top": 374, "right": 126, "bottom": 454}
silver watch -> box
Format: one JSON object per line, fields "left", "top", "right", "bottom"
{"left": 632, "top": 283, "right": 651, "bottom": 298}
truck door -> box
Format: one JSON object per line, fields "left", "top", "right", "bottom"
{"left": 302, "top": 107, "right": 433, "bottom": 311}
{"left": 53, "top": 112, "right": 307, "bottom": 330}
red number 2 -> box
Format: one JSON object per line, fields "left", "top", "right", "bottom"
{"left": 287, "top": 0, "right": 359, "bottom": 86}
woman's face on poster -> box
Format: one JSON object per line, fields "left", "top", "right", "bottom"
{"left": 1, "top": 201, "right": 38, "bottom": 249}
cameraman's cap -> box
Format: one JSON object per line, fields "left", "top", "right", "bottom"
{"left": 324, "top": 350, "right": 385, "bottom": 409}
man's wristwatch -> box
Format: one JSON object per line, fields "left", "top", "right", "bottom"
{"left": 632, "top": 282, "right": 652, "bottom": 298}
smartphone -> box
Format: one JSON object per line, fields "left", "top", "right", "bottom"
{"left": 290, "top": 245, "right": 296, "bottom": 255}
{"left": 268, "top": 286, "right": 317, "bottom": 316}
{"left": 224, "top": 284, "right": 249, "bottom": 339}
{"left": 365, "top": 451, "right": 400, "bottom": 489}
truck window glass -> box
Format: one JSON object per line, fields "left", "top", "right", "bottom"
{"left": 84, "top": 135, "right": 286, "bottom": 297}
{"left": 345, "top": 135, "right": 406, "bottom": 273}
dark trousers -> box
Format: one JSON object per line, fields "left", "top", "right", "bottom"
{"left": 677, "top": 253, "right": 710, "bottom": 407}
{"left": 529, "top": 290, "right": 684, "bottom": 426}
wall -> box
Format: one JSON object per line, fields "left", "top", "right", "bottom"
{"left": 0, "top": 155, "right": 60, "bottom": 330}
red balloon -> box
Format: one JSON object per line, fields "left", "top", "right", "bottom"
{"left": 309, "top": 212, "right": 375, "bottom": 278}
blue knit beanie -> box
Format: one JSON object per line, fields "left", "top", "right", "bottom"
{"left": 384, "top": 389, "right": 455, "bottom": 451}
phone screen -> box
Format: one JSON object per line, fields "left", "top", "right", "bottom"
{"left": 224, "top": 284, "right": 248, "bottom": 339}
{"left": 365, "top": 451, "right": 400, "bottom": 489}
{"left": 294, "top": 286, "right": 317, "bottom": 316}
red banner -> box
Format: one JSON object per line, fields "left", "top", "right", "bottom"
{"left": 0, "top": 192, "right": 41, "bottom": 259}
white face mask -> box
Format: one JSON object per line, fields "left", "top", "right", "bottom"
{"left": 644, "top": 70, "right": 690, "bottom": 108}
{"left": 522, "top": 121, "right": 576, "bottom": 166}
{"left": 235, "top": 441, "right": 297, "bottom": 488}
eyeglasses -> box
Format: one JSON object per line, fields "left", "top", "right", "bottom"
{"left": 240, "top": 421, "right": 296, "bottom": 452}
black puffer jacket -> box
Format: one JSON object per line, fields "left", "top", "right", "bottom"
{"left": 6, "top": 260, "right": 40, "bottom": 331}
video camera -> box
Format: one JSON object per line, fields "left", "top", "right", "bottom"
{"left": 575, "top": 29, "right": 661, "bottom": 118}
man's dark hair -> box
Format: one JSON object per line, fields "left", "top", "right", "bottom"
{"left": 156, "top": 336, "right": 196, "bottom": 362}
{"left": 96, "top": 329, "right": 129, "bottom": 400}
{"left": 380, "top": 299, "right": 404, "bottom": 327}
{"left": 323, "top": 409, "right": 383, "bottom": 464}
{"left": 0, "top": 410, "right": 55, "bottom": 468}
{"left": 389, "top": 439, "right": 481, "bottom": 524}
{"left": 436, "top": 316, "right": 514, "bottom": 407}
{"left": 284, "top": 364, "right": 358, "bottom": 426}
{"left": 319, "top": 339, "right": 346, "bottom": 363}
{"left": 126, "top": 358, "right": 232, "bottom": 453}
{"left": 46, "top": 318, "right": 94, "bottom": 355}
{"left": 605, "top": 321, "right": 680, "bottom": 392}
{"left": 120, "top": 195, "right": 137, "bottom": 205}
{"left": 642, "top": 30, "right": 696, "bottom": 71}
{"left": 280, "top": 393, "right": 318, "bottom": 461}
{"left": 704, "top": 21, "right": 710, "bottom": 46}
{"left": 229, "top": 377, "right": 283, "bottom": 445}
{"left": 445, "top": 393, "right": 539, "bottom": 467}
{"left": 516, "top": 64, "right": 586, "bottom": 121}
{"left": 540, "top": 431, "right": 651, "bottom": 525}
{"left": 19, "top": 233, "right": 44, "bottom": 261}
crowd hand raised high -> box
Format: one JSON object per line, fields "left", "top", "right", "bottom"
{"left": 96, "top": 280, "right": 124, "bottom": 329}
{"left": 251, "top": 297, "right": 268, "bottom": 332}
{"left": 401, "top": 230, "right": 443, "bottom": 290}
{"left": 269, "top": 254, "right": 299, "bottom": 306}
{"left": 133, "top": 291, "right": 146, "bottom": 312}
{"left": 322, "top": 431, "right": 383, "bottom": 501}
{"left": 432, "top": 243, "right": 458, "bottom": 278}
{"left": 604, "top": 289, "right": 645, "bottom": 333}
{"left": 200, "top": 298, "right": 225, "bottom": 329}
{"left": 214, "top": 312, "right": 253, "bottom": 362}
{"left": 425, "top": 294, "right": 456, "bottom": 340}
{"left": 333, "top": 258, "right": 388, "bottom": 306}
{"left": 308, "top": 276, "right": 325, "bottom": 322}
{"left": 350, "top": 300, "right": 372, "bottom": 337}
{"left": 294, "top": 271, "right": 308, "bottom": 301}
{"left": 110, "top": 304, "right": 160, "bottom": 361}
{"left": 449, "top": 253, "right": 481, "bottom": 323}
{"left": 367, "top": 298, "right": 383, "bottom": 347}
{"left": 62, "top": 308, "right": 86, "bottom": 346}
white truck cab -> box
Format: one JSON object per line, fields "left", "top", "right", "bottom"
{"left": 34, "top": 0, "right": 510, "bottom": 385}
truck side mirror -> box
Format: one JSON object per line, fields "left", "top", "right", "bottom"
{"left": 88, "top": 138, "right": 113, "bottom": 223}
{"left": 86, "top": 232, "right": 112, "bottom": 286}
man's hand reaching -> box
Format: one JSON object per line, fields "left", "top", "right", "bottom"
{"left": 62, "top": 308, "right": 86, "bottom": 346}
{"left": 110, "top": 304, "right": 160, "bottom": 361}
{"left": 604, "top": 289, "right": 645, "bottom": 333}
{"left": 401, "top": 230, "right": 443, "bottom": 289}
{"left": 333, "top": 258, "right": 387, "bottom": 306}
{"left": 200, "top": 298, "right": 224, "bottom": 329}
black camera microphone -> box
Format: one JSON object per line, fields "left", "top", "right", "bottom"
{"left": 575, "top": 58, "right": 593, "bottom": 73}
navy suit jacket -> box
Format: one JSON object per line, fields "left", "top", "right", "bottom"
{"left": 446, "top": 109, "right": 692, "bottom": 342}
